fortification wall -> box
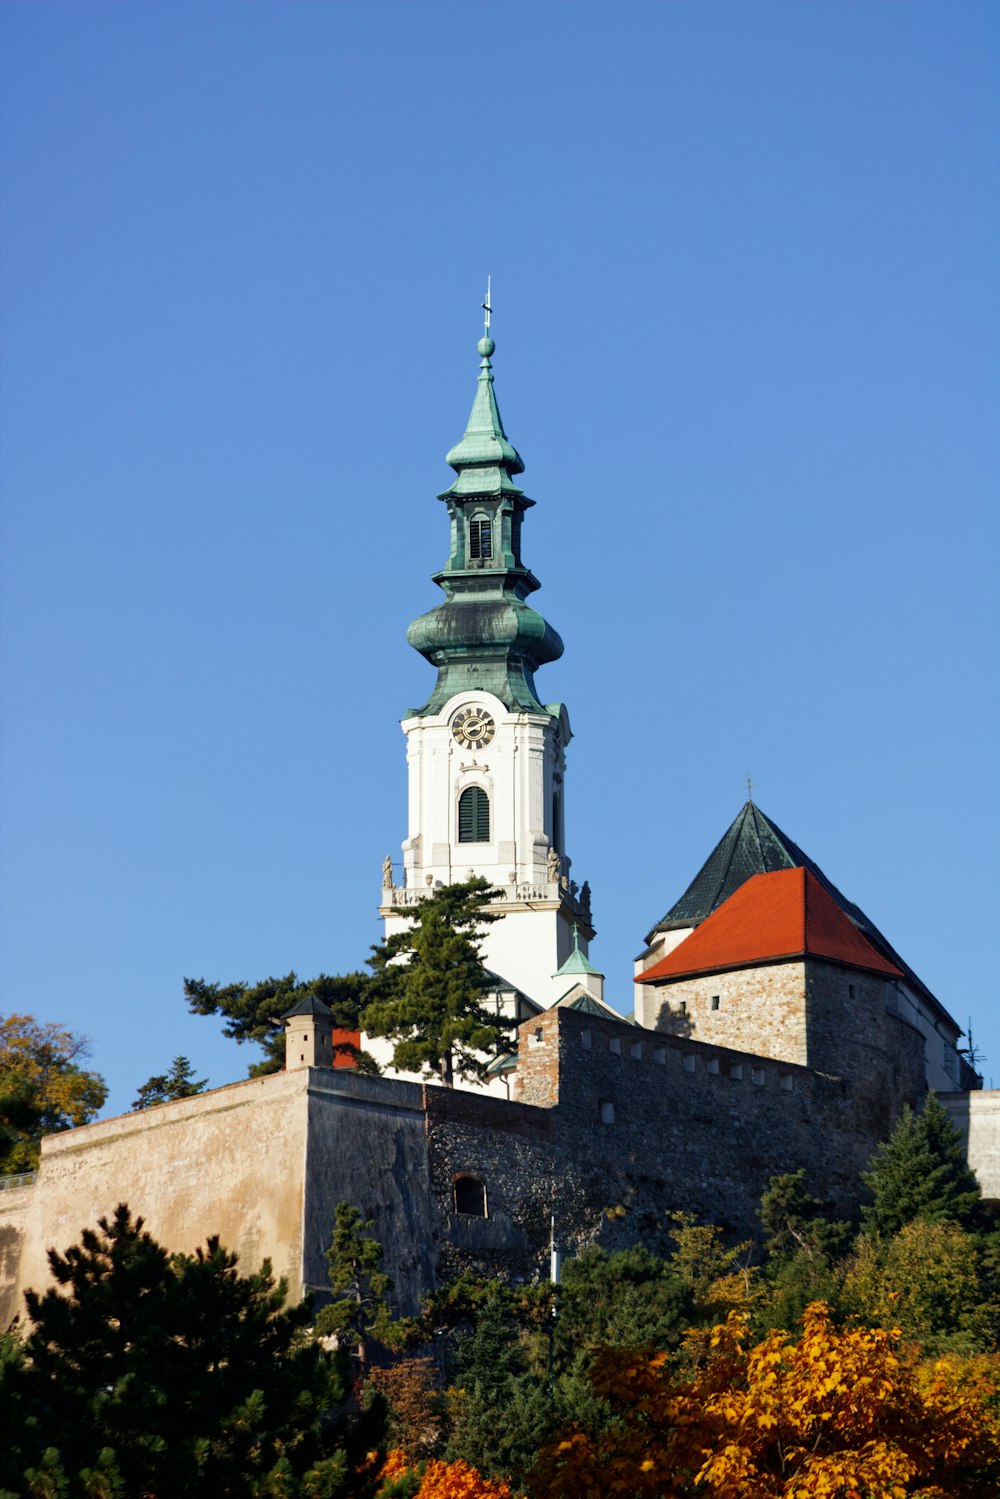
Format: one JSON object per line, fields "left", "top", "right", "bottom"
{"left": 805, "top": 965, "right": 926, "bottom": 1135}
{"left": 508, "top": 1007, "right": 922, "bottom": 1248}
{"left": 303, "top": 1071, "right": 437, "bottom": 1316}
{"left": 0, "top": 1071, "right": 309, "bottom": 1331}
{"left": 940, "top": 1090, "right": 1000, "bottom": 1204}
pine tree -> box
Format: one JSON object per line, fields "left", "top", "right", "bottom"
{"left": 861, "top": 1093, "right": 982, "bottom": 1238}
{"left": 362, "top": 879, "right": 508, "bottom": 1087}
{"left": 132, "top": 1054, "right": 208, "bottom": 1110}
{"left": 316, "top": 1202, "right": 407, "bottom": 1373}
{"left": 185, "top": 970, "right": 372, "bottom": 1076}
{"left": 0, "top": 1204, "right": 384, "bottom": 1497}
{"left": 445, "top": 1290, "right": 549, "bottom": 1483}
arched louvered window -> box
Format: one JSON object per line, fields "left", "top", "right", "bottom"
{"left": 468, "top": 518, "right": 493, "bottom": 560}
{"left": 458, "top": 786, "right": 490, "bottom": 843}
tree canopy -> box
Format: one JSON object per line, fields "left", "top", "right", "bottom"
{"left": 861, "top": 1092, "right": 982, "bottom": 1237}
{"left": 362, "top": 879, "right": 508, "bottom": 1086}
{"left": 0, "top": 1204, "right": 384, "bottom": 1498}
{"left": 531, "top": 1301, "right": 1000, "bottom": 1498}
{"left": 185, "top": 970, "right": 372, "bottom": 1076}
{"left": 0, "top": 1014, "right": 107, "bottom": 1175}
{"left": 132, "top": 1054, "right": 208, "bottom": 1110}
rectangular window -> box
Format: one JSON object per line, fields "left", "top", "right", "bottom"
{"left": 469, "top": 520, "right": 493, "bottom": 560}
{"left": 711, "top": 995, "right": 720, "bottom": 1011}
{"left": 679, "top": 1000, "right": 687, "bottom": 1015}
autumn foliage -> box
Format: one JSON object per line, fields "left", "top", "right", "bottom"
{"left": 531, "top": 1302, "right": 1000, "bottom": 1499}
{"left": 379, "top": 1450, "right": 511, "bottom": 1499}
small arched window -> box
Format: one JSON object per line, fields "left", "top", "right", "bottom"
{"left": 453, "top": 1175, "right": 487, "bottom": 1216}
{"left": 458, "top": 786, "right": 490, "bottom": 843}
{"left": 468, "top": 518, "right": 493, "bottom": 561}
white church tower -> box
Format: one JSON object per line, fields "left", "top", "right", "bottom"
{"left": 379, "top": 311, "right": 595, "bottom": 1007}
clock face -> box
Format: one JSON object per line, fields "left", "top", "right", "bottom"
{"left": 452, "top": 706, "right": 496, "bottom": 749}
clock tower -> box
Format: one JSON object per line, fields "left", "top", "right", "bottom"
{"left": 379, "top": 319, "right": 594, "bottom": 1006}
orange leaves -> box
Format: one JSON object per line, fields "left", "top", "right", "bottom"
{"left": 378, "top": 1452, "right": 512, "bottom": 1499}
{"left": 531, "top": 1302, "right": 1000, "bottom": 1499}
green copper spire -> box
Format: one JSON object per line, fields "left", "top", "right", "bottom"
{"left": 406, "top": 320, "right": 563, "bottom": 717}
{"left": 554, "top": 924, "right": 603, "bottom": 978}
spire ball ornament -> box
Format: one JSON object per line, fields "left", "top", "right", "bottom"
{"left": 478, "top": 335, "right": 495, "bottom": 359}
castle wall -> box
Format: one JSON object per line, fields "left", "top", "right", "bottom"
{"left": 1, "top": 1006, "right": 931, "bottom": 1330}
{"left": 940, "top": 1090, "right": 1000, "bottom": 1204}
{"left": 302, "top": 1071, "right": 437, "bottom": 1316}
{"left": 426, "top": 1006, "right": 927, "bottom": 1277}
{"left": 0, "top": 1072, "right": 309, "bottom": 1331}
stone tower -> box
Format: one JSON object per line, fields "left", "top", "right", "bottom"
{"left": 379, "top": 317, "right": 594, "bottom": 1005}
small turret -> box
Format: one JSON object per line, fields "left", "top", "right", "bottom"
{"left": 553, "top": 924, "right": 605, "bottom": 1003}
{"left": 281, "top": 994, "right": 335, "bottom": 1071}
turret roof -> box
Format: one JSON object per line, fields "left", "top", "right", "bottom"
{"left": 280, "top": 994, "right": 335, "bottom": 1021}
{"left": 553, "top": 925, "right": 603, "bottom": 978}
{"left": 637, "top": 868, "right": 903, "bottom": 984}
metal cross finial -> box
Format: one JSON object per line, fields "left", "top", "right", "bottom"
{"left": 482, "top": 274, "right": 492, "bottom": 333}
{"left": 746, "top": 774, "right": 754, "bottom": 801}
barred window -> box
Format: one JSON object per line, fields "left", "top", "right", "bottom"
{"left": 458, "top": 786, "right": 490, "bottom": 842}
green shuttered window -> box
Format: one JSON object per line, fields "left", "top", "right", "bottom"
{"left": 458, "top": 786, "right": 490, "bottom": 843}
{"left": 469, "top": 519, "right": 493, "bottom": 560}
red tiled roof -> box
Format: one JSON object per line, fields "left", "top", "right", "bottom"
{"left": 635, "top": 867, "right": 903, "bottom": 984}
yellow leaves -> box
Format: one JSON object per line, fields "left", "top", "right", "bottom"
{"left": 531, "top": 1301, "right": 1000, "bottom": 1499}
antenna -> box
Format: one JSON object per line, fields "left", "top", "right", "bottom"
{"left": 482, "top": 274, "right": 492, "bottom": 333}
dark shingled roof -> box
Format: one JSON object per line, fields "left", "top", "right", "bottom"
{"left": 645, "top": 801, "right": 958, "bottom": 1037}
{"left": 280, "top": 994, "right": 335, "bottom": 1021}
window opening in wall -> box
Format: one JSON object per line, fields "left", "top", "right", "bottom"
{"left": 458, "top": 786, "right": 490, "bottom": 842}
{"left": 848, "top": 983, "right": 855, "bottom": 1000}
{"left": 468, "top": 519, "right": 493, "bottom": 560}
{"left": 453, "top": 1176, "right": 487, "bottom": 1216}
{"left": 711, "top": 995, "right": 720, "bottom": 1011}
{"left": 679, "top": 1000, "right": 687, "bottom": 1016}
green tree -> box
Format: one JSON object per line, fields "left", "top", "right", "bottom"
{"left": 557, "top": 1244, "right": 690, "bottom": 1356}
{"left": 132, "top": 1054, "right": 208, "bottom": 1110}
{"left": 362, "top": 879, "right": 507, "bottom": 1087}
{"left": 317, "top": 1202, "right": 410, "bottom": 1374}
{"left": 755, "top": 1171, "right": 852, "bottom": 1332}
{"left": 185, "top": 970, "right": 372, "bottom": 1076}
{"left": 0, "top": 1204, "right": 384, "bottom": 1499}
{"left": 843, "top": 1217, "right": 1000, "bottom": 1354}
{"left": 0, "top": 1014, "right": 107, "bottom": 1175}
{"left": 445, "top": 1289, "right": 549, "bottom": 1483}
{"left": 861, "top": 1093, "right": 982, "bottom": 1238}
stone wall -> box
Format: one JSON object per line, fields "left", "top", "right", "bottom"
{"left": 0, "top": 1071, "right": 310, "bottom": 1332}
{"left": 636, "top": 962, "right": 810, "bottom": 1064}
{"left": 303, "top": 1071, "right": 438, "bottom": 1315}
{"left": 940, "top": 1090, "right": 1000, "bottom": 1205}
{"left": 0, "top": 1003, "right": 932, "bottom": 1330}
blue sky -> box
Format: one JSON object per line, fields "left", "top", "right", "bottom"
{"left": 1, "top": 1, "right": 997, "bottom": 1114}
